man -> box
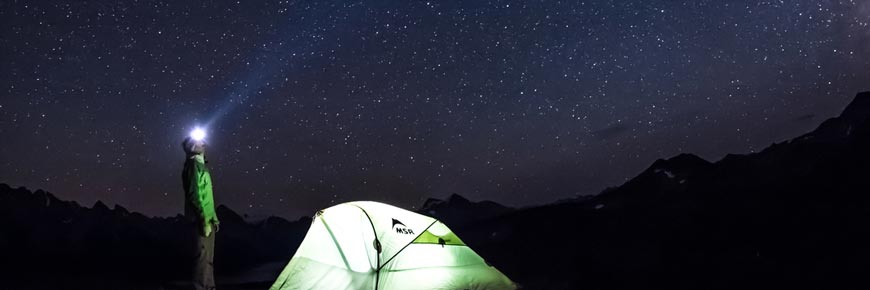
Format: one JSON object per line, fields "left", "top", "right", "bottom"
{"left": 182, "top": 137, "right": 220, "bottom": 290}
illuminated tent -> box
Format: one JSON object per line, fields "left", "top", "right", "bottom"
{"left": 269, "top": 201, "right": 517, "bottom": 290}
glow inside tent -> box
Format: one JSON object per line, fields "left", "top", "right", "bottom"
{"left": 270, "top": 201, "right": 517, "bottom": 290}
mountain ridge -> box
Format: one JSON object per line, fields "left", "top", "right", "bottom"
{"left": 458, "top": 91, "right": 870, "bottom": 289}
{"left": 0, "top": 183, "right": 310, "bottom": 279}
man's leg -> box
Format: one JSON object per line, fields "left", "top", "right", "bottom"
{"left": 193, "top": 230, "right": 209, "bottom": 290}
{"left": 205, "top": 231, "right": 216, "bottom": 289}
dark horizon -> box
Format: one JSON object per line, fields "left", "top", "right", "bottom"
{"left": 2, "top": 0, "right": 868, "bottom": 219}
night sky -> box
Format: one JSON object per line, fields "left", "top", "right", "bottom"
{"left": 1, "top": 0, "right": 868, "bottom": 219}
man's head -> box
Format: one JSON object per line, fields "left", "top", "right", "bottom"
{"left": 182, "top": 137, "right": 206, "bottom": 156}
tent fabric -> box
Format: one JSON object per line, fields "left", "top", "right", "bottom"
{"left": 270, "top": 201, "right": 517, "bottom": 290}
{"left": 412, "top": 226, "right": 465, "bottom": 246}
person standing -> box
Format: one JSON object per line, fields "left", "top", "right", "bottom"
{"left": 182, "top": 136, "right": 220, "bottom": 290}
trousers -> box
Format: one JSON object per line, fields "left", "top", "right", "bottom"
{"left": 193, "top": 229, "right": 216, "bottom": 290}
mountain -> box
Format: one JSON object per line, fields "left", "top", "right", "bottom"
{"left": 419, "top": 193, "right": 514, "bottom": 226}
{"left": 0, "top": 184, "right": 309, "bottom": 281}
{"left": 456, "top": 92, "right": 870, "bottom": 289}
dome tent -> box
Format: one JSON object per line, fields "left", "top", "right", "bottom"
{"left": 270, "top": 201, "right": 517, "bottom": 290}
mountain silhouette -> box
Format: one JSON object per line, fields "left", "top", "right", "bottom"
{"left": 420, "top": 193, "right": 514, "bottom": 226}
{"left": 456, "top": 92, "right": 870, "bottom": 289}
{"left": 0, "top": 184, "right": 309, "bottom": 283}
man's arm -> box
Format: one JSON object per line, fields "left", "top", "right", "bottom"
{"left": 191, "top": 161, "right": 216, "bottom": 236}
{"left": 186, "top": 162, "right": 205, "bottom": 220}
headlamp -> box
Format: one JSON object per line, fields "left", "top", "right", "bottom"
{"left": 190, "top": 128, "right": 207, "bottom": 141}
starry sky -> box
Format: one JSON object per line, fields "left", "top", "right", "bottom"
{"left": 1, "top": 0, "right": 868, "bottom": 219}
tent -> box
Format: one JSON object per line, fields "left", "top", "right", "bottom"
{"left": 270, "top": 201, "right": 517, "bottom": 290}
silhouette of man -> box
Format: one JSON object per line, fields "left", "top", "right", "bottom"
{"left": 182, "top": 137, "right": 220, "bottom": 290}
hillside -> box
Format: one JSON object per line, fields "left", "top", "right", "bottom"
{"left": 458, "top": 92, "right": 870, "bottom": 289}
{"left": 0, "top": 185, "right": 310, "bottom": 281}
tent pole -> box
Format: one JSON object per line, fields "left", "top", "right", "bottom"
{"left": 351, "top": 205, "right": 382, "bottom": 290}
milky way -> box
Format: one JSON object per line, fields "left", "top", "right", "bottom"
{"left": 1, "top": 0, "right": 868, "bottom": 219}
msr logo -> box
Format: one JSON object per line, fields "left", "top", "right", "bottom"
{"left": 392, "top": 218, "right": 414, "bottom": 235}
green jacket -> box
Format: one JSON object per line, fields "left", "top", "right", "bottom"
{"left": 183, "top": 155, "right": 219, "bottom": 225}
